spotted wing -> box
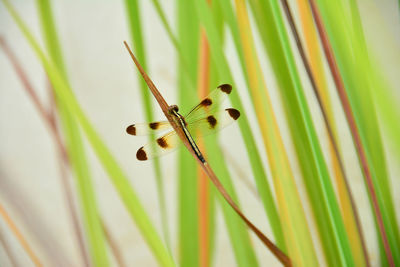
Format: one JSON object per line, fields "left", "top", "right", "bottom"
{"left": 187, "top": 108, "right": 240, "bottom": 138}
{"left": 126, "top": 121, "right": 172, "bottom": 136}
{"left": 185, "top": 84, "right": 232, "bottom": 123}
{"left": 136, "top": 108, "right": 240, "bottom": 161}
{"left": 136, "top": 131, "right": 180, "bottom": 161}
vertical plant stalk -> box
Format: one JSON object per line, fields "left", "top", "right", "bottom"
{"left": 297, "top": 0, "right": 369, "bottom": 266}
{"left": 233, "top": 1, "right": 321, "bottom": 265}
{"left": 0, "top": 203, "right": 43, "bottom": 267}
{"left": 47, "top": 82, "right": 92, "bottom": 267}
{"left": 124, "top": 0, "right": 170, "bottom": 248}
{"left": 196, "top": 28, "right": 211, "bottom": 267}
{"left": 176, "top": 1, "right": 200, "bottom": 265}
{"left": 198, "top": 1, "right": 284, "bottom": 256}
{"left": 151, "top": 3, "right": 262, "bottom": 265}
{"left": 308, "top": 1, "right": 395, "bottom": 265}
{"left": 245, "top": 0, "right": 355, "bottom": 264}
{"left": 294, "top": 2, "right": 366, "bottom": 265}
{"left": 34, "top": 0, "right": 109, "bottom": 265}
{"left": 123, "top": 41, "right": 291, "bottom": 266}
{"left": 279, "top": 1, "right": 369, "bottom": 265}
{"left": 0, "top": 37, "right": 90, "bottom": 267}
{"left": 197, "top": 2, "right": 212, "bottom": 266}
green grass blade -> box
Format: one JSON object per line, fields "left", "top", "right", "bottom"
{"left": 347, "top": 3, "right": 400, "bottom": 263}
{"left": 191, "top": 2, "right": 272, "bottom": 227}
{"left": 370, "top": 70, "right": 400, "bottom": 161}
{"left": 295, "top": 1, "right": 367, "bottom": 265}
{"left": 124, "top": 0, "right": 170, "bottom": 248}
{"left": 315, "top": 0, "right": 400, "bottom": 263}
{"left": 206, "top": 2, "right": 259, "bottom": 266}
{"left": 206, "top": 137, "right": 259, "bottom": 267}
{"left": 36, "top": 0, "right": 67, "bottom": 77}
{"left": 217, "top": 0, "right": 285, "bottom": 250}
{"left": 61, "top": 111, "right": 108, "bottom": 267}
{"left": 35, "top": 0, "right": 108, "bottom": 265}
{"left": 151, "top": 0, "right": 180, "bottom": 51}
{"left": 247, "top": 0, "right": 355, "bottom": 265}
{"left": 192, "top": 0, "right": 282, "bottom": 250}
{"left": 176, "top": 0, "right": 200, "bottom": 266}
{"left": 175, "top": 1, "right": 259, "bottom": 265}
{"left": 150, "top": 0, "right": 197, "bottom": 91}
{"left": 194, "top": 1, "right": 318, "bottom": 265}
{"left": 3, "top": 3, "right": 175, "bottom": 266}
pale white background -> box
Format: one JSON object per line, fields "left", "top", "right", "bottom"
{"left": 0, "top": 0, "right": 399, "bottom": 266}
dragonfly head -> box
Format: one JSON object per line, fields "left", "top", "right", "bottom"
{"left": 168, "top": 105, "right": 179, "bottom": 114}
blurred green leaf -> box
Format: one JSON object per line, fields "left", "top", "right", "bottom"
{"left": 315, "top": 0, "right": 400, "bottom": 264}
{"left": 36, "top": 0, "right": 108, "bottom": 265}
{"left": 176, "top": 0, "right": 200, "bottom": 266}
{"left": 125, "top": 0, "right": 170, "bottom": 249}
{"left": 3, "top": 2, "right": 175, "bottom": 266}
{"left": 247, "top": 0, "right": 356, "bottom": 265}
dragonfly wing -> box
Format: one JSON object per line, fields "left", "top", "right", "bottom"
{"left": 136, "top": 131, "right": 180, "bottom": 161}
{"left": 185, "top": 84, "right": 232, "bottom": 122}
{"left": 126, "top": 121, "right": 172, "bottom": 136}
{"left": 187, "top": 108, "right": 240, "bottom": 138}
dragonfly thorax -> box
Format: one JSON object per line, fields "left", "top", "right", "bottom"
{"left": 168, "top": 105, "right": 179, "bottom": 113}
{"left": 169, "top": 105, "right": 188, "bottom": 127}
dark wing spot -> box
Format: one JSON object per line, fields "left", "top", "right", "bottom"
{"left": 218, "top": 84, "right": 232, "bottom": 94}
{"left": 126, "top": 125, "right": 136, "bottom": 135}
{"left": 226, "top": 108, "right": 240, "bottom": 120}
{"left": 200, "top": 98, "right": 212, "bottom": 106}
{"left": 136, "top": 147, "right": 148, "bottom": 160}
{"left": 157, "top": 137, "right": 169, "bottom": 148}
{"left": 207, "top": 115, "right": 218, "bottom": 128}
{"left": 149, "top": 122, "right": 160, "bottom": 130}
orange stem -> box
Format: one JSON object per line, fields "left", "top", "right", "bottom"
{"left": 0, "top": 203, "right": 43, "bottom": 267}
{"left": 197, "top": 27, "right": 211, "bottom": 267}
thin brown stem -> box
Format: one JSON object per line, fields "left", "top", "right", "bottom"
{"left": 279, "top": 1, "right": 369, "bottom": 265}
{"left": 0, "top": 37, "right": 67, "bottom": 162}
{"left": 123, "top": 41, "right": 291, "bottom": 266}
{"left": 101, "top": 219, "right": 126, "bottom": 267}
{"left": 55, "top": 147, "right": 92, "bottom": 267}
{"left": 46, "top": 79, "right": 58, "bottom": 130}
{"left": 222, "top": 148, "right": 259, "bottom": 198}
{"left": 308, "top": 1, "right": 394, "bottom": 266}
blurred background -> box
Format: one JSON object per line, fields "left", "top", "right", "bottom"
{"left": 0, "top": 0, "right": 399, "bottom": 266}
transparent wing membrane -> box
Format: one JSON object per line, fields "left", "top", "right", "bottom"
{"left": 187, "top": 108, "right": 240, "bottom": 137}
{"left": 136, "top": 131, "right": 180, "bottom": 161}
{"left": 128, "top": 84, "right": 240, "bottom": 161}
{"left": 185, "top": 84, "right": 232, "bottom": 123}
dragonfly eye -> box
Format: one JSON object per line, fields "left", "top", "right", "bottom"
{"left": 168, "top": 105, "right": 179, "bottom": 114}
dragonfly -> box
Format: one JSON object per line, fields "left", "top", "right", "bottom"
{"left": 126, "top": 84, "right": 240, "bottom": 161}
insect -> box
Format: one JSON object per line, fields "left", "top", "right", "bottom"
{"left": 126, "top": 84, "right": 240, "bottom": 161}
